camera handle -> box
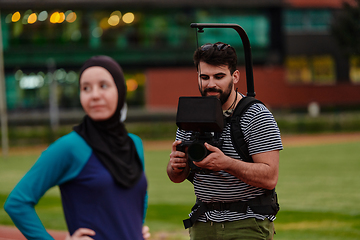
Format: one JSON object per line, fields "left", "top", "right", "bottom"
{"left": 190, "top": 23, "right": 255, "bottom": 98}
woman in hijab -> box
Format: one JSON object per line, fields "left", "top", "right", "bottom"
{"left": 4, "top": 56, "right": 150, "bottom": 240}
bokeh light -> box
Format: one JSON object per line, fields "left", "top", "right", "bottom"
{"left": 111, "top": 11, "right": 122, "bottom": 18}
{"left": 71, "top": 30, "right": 82, "bottom": 41}
{"left": 22, "top": 16, "right": 29, "bottom": 24}
{"left": 12, "top": 12, "right": 21, "bottom": 22}
{"left": 38, "top": 11, "right": 48, "bottom": 21}
{"left": 19, "top": 74, "right": 44, "bottom": 89}
{"left": 66, "top": 12, "right": 77, "bottom": 23}
{"left": 50, "top": 12, "right": 60, "bottom": 23}
{"left": 22, "top": 10, "right": 32, "bottom": 24}
{"left": 66, "top": 71, "right": 78, "bottom": 83}
{"left": 28, "top": 13, "right": 37, "bottom": 24}
{"left": 15, "top": 69, "right": 24, "bottom": 81}
{"left": 58, "top": 12, "right": 66, "bottom": 23}
{"left": 108, "top": 15, "right": 120, "bottom": 26}
{"left": 126, "top": 79, "right": 138, "bottom": 92}
{"left": 54, "top": 69, "right": 68, "bottom": 83}
{"left": 122, "top": 12, "right": 135, "bottom": 24}
{"left": 92, "top": 27, "right": 103, "bottom": 38}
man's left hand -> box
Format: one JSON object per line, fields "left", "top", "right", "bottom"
{"left": 193, "top": 142, "right": 232, "bottom": 171}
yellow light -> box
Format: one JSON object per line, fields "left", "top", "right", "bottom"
{"left": 108, "top": 15, "right": 120, "bottom": 26}
{"left": 66, "top": 12, "right": 77, "bottom": 23}
{"left": 100, "top": 18, "right": 110, "bottom": 29}
{"left": 58, "top": 12, "right": 65, "bottom": 23}
{"left": 122, "top": 12, "right": 135, "bottom": 24}
{"left": 28, "top": 13, "right": 37, "bottom": 24}
{"left": 12, "top": 12, "right": 21, "bottom": 22}
{"left": 50, "top": 12, "right": 60, "bottom": 23}
{"left": 126, "top": 79, "right": 138, "bottom": 92}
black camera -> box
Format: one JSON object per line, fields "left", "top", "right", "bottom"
{"left": 176, "top": 132, "right": 223, "bottom": 162}
{"left": 176, "top": 96, "right": 224, "bottom": 163}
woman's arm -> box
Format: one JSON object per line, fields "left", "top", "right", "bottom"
{"left": 4, "top": 132, "right": 92, "bottom": 240}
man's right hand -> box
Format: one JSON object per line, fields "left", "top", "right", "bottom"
{"left": 169, "top": 140, "right": 188, "bottom": 171}
{"left": 167, "top": 140, "right": 190, "bottom": 183}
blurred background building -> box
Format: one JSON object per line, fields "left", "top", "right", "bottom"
{"left": 0, "top": 0, "right": 360, "bottom": 126}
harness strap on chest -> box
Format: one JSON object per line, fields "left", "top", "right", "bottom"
{"left": 183, "top": 96, "right": 280, "bottom": 229}
{"left": 229, "top": 96, "right": 263, "bottom": 163}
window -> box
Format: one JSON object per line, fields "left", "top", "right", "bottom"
{"left": 350, "top": 56, "right": 360, "bottom": 84}
{"left": 286, "top": 55, "right": 336, "bottom": 84}
{"left": 284, "top": 9, "right": 332, "bottom": 33}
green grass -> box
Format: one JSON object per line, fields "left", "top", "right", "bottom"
{"left": 275, "top": 211, "right": 360, "bottom": 240}
{"left": 277, "top": 142, "right": 360, "bottom": 214}
{"left": 1, "top": 140, "right": 360, "bottom": 239}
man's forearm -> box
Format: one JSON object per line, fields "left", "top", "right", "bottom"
{"left": 223, "top": 151, "right": 279, "bottom": 190}
{"left": 223, "top": 160, "right": 277, "bottom": 190}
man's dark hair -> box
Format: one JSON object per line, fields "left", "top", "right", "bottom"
{"left": 193, "top": 42, "right": 237, "bottom": 75}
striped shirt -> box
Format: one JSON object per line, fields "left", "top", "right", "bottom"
{"left": 176, "top": 102, "right": 283, "bottom": 223}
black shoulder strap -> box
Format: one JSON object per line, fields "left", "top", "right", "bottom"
{"left": 229, "top": 96, "right": 280, "bottom": 216}
{"left": 230, "top": 96, "right": 263, "bottom": 163}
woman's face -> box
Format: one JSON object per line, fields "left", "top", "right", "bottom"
{"left": 80, "top": 66, "right": 119, "bottom": 121}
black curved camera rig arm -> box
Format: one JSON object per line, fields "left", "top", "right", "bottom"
{"left": 190, "top": 23, "right": 255, "bottom": 97}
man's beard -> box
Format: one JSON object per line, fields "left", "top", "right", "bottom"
{"left": 200, "top": 81, "right": 233, "bottom": 105}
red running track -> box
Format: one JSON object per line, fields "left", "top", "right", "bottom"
{"left": 0, "top": 225, "right": 67, "bottom": 240}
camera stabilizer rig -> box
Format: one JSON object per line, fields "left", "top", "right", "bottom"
{"left": 176, "top": 23, "right": 256, "bottom": 168}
